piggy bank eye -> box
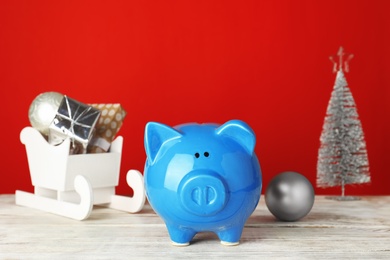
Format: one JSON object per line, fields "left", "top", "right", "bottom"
{"left": 195, "top": 152, "right": 209, "bottom": 158}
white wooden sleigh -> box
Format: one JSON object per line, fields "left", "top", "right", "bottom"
{"left": 15, "top": 127, "right": 146, "bottom": 220}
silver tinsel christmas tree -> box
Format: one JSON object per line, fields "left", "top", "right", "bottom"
{"left": 317, "top": 47, "right": 370, "bottom": 200}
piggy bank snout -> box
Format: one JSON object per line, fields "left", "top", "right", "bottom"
{"left": 178, "top": 170, "right": 228, "bottom": 217}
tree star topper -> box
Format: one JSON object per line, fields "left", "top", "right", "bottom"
{"left": 329, "top": 46, "right": 354, "bottom": 73}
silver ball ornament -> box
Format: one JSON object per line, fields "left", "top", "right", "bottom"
{"left": 28, "top": 92, "right": 64, "bottom": 135}
{"left": 265, "top": 171, "right": 314, "bottom": 221}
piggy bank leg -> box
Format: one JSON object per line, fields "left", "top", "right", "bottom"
{"left": 217, "top": 224, "right": 245, "bottom": 246}
{"left": 166, "top": 224, "right": 196, "bottom": 246}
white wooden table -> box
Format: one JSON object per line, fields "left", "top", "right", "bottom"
{"left": 1, "top": 194, "right": 389, "bottom": 259}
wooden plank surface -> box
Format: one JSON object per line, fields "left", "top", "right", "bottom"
{"left": 1, "top": 195, "right": 389, "bottom": 259}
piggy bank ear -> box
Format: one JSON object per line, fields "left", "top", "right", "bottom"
{"left": 216, "top": 120, "right": 256, "bottom": 154}
{"left": 145, "top": 122, "right": 182, "bottom": 164}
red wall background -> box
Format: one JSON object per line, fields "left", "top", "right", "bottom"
{"left": 1, "top": 0, "right": 389, "bottom": 196}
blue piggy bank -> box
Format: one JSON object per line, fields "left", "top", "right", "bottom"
{"left": 144, "top": 120, "right": 262, "bottom": 246}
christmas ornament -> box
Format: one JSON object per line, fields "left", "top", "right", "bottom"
{"left": 265, "top": 171, "right": 314, "bottom": 222}
{"left": 28, "top": 92, "right": 64, "bottom": 135}
{"left": 317, "top": 47, "right": 370, "bottom": 201}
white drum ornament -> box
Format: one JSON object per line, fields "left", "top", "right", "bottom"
{"left": 28, "top": 92, "right": 64, "bottom": 135}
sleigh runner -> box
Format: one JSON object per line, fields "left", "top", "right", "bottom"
{"left": 15, "top": 126, "right": 145, "bottom": 220}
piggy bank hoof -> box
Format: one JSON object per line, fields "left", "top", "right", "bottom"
{"left": 221, "top": 241, "right": 239, "bottom": 246}
{"left": 171, "top": 241, "right": 190, "bottom": 247}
